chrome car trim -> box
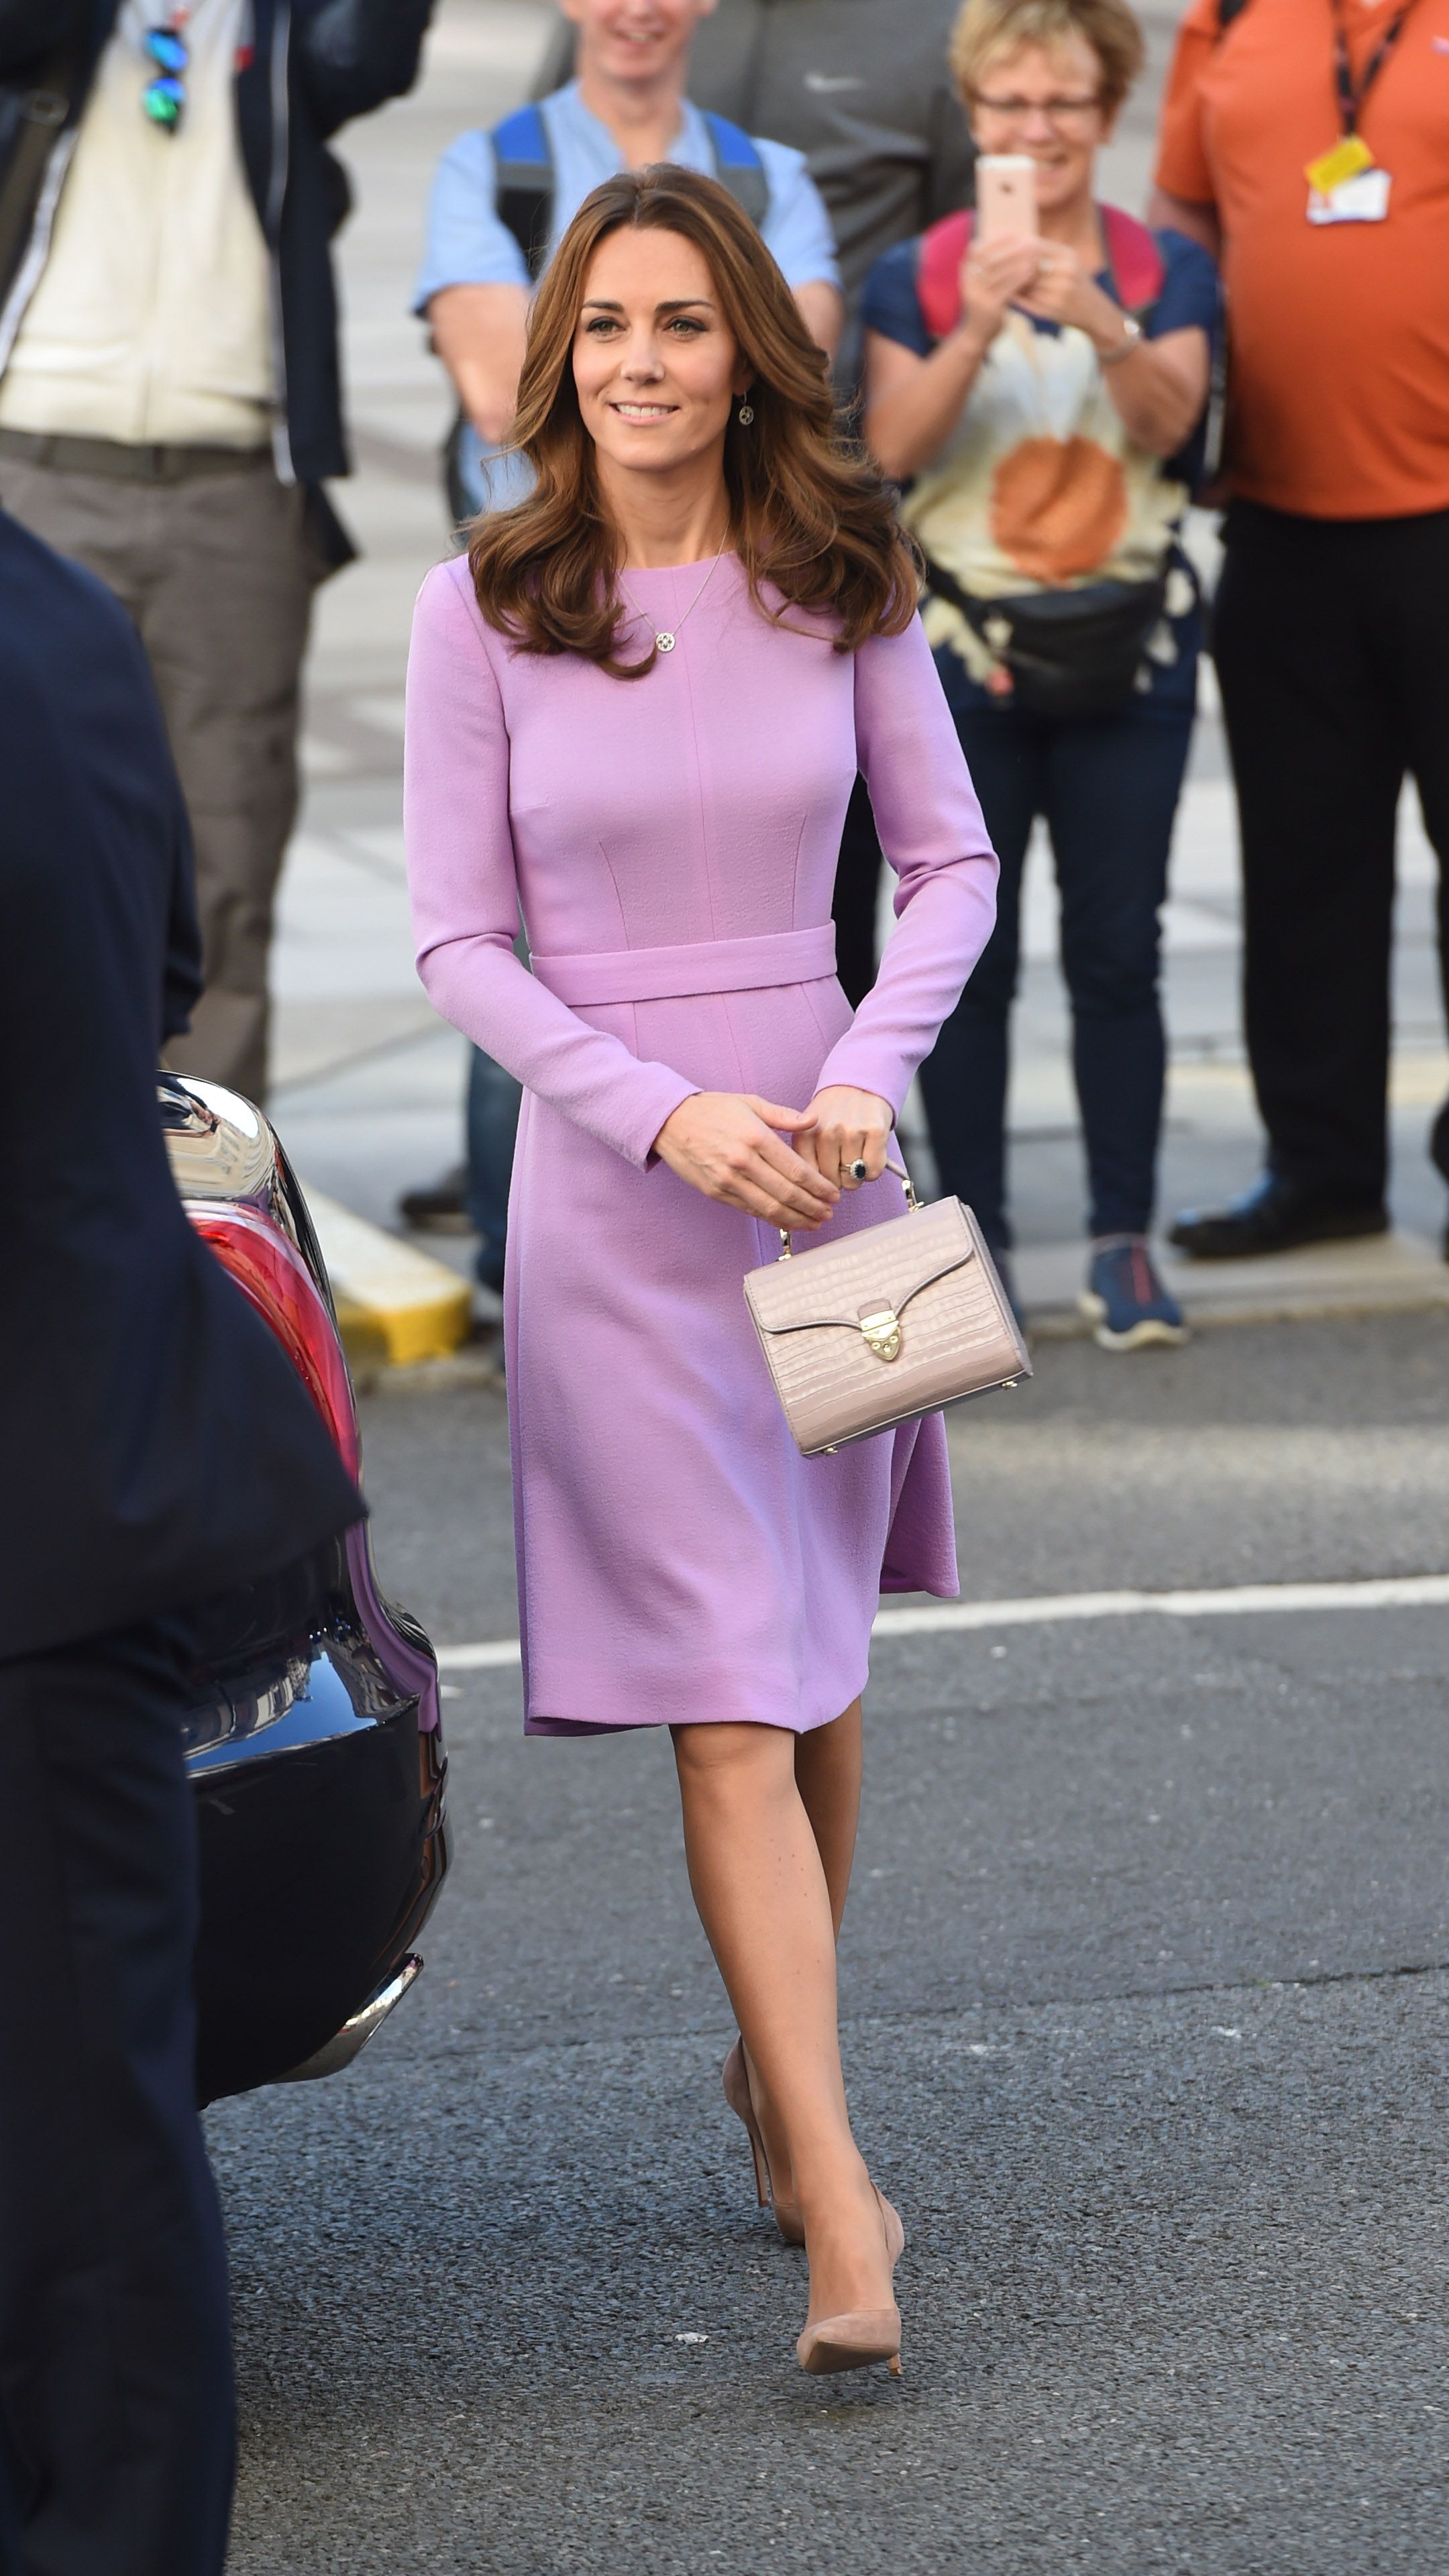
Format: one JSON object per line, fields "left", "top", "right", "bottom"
{"left": 278, "top": 1954, "right": 424, "bottom": 2084}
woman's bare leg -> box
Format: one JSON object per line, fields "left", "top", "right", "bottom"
{"left": 674, "top": 1719, "right": 892, "bottom": 2325}
{"left": 744, "top": 1702, "right": 862, "bottom": 2204}
{"left": 794, "top": 1699, "right": 863, "bottom": 1937}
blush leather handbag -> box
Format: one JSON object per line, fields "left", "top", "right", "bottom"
{"left": 743, "top": 1161, "right": 1030, "bottom": 1456}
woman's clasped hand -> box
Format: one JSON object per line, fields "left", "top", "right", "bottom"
{"left": 962, "top": 232, "right": 1148, "bottom": 364}
{"left": 654, "top": 1083, "right": 894, "bottom": 1228}
{"left": 958, "top": 230, "right": 1044, "bottom": 345}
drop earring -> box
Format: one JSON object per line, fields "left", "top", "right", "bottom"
{"left": 737, "top": 400, "right": 755, "bottom": 426}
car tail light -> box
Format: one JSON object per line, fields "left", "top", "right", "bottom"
{"left": 187, "top": 1200, "right": 360, "bottom": 1479}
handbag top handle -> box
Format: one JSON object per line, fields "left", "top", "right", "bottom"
{"left": 778, "top": 1150, "right": 920, "bottom": 1260}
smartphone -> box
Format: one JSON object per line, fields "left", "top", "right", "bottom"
{"left": 975, "top": 155, "right": 1037, "bottom": 241}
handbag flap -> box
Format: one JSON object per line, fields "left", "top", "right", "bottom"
{"left": 745, "top": 1199, "right": 976, "bottom": 1337}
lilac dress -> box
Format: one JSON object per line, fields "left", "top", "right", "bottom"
{"left": 404, "top": 553, "right": 998, "bottom": 1736}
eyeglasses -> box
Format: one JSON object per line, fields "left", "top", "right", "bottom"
{"left": 142, "top": 18, "right": 188, "bottom": 132}
{"left": 971, "top": 93, "right": 1104, "bottom": 124}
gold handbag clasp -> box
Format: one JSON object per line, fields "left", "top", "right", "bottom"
{"left": 859, "top": 1307, "right": 902, "bottom": 1362}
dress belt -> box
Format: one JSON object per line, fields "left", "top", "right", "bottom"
{"left": 531, "top": 922, "right": 837, "bottom": 1008}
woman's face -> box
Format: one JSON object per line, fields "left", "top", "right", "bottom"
{"left": 572, "top": 226, "right": 750, "bottom": 481}
{"left": 968, "top": 36, "right": 1113, "bottom": 218}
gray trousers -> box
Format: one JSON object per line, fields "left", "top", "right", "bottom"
{"left": 0, "top": 451, "right": 324, "bottom": 1102}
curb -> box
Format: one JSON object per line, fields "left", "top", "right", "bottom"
{"left": 1016, "top": 1228, "right": 1449, "bottom": 1341}
{"left": 301, "top": 1185, "right": 473, "bottom": 1368}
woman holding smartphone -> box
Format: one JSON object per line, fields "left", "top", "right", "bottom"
{"left": 405, "top": 165, "right": 998, "bottom": 2376}
{"left": 863, "top": 0, "right": 1218, "bottom": 1350}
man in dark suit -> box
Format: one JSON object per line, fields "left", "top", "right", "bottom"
{"left": 0, "top": 509, "right": 364, "bottom": 2575}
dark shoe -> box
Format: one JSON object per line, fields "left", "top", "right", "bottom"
{"left": 398, "top": 1163, "right": 471, "bottom": 1234}
{"left": 1080, "top": 1237, "right": 1188, "bottom": 1352}
{"left": 1168, "top": 1173, "right": 1389, "bottom": 1260}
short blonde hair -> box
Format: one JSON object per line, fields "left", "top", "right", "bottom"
{"left": 949, "top": 0, "right": 1145, "bottom": 115}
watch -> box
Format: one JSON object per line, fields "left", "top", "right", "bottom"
{"left": 1099, "top": 312, "right": 1144, "bottom": 368}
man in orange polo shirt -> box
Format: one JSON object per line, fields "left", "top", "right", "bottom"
{"left": 1149, "top": 0, "right": 1449, "bottom": 1256}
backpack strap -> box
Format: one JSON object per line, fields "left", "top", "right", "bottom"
{"left": 701, "top": 110, "right": 770, "bottom": 229}
{"left": 1099, "top": 205, "right": 1166, "bottom": 315}
{"left": 917, "top": 208, "right": 973, "bottom": 339}
{"left": 916, "top": 204, "right": 1165, "bottom": 341}
{"left": 490, "top": 101, "right": 553, "bottom": 280}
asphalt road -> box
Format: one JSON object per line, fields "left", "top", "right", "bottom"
{"left": 210, "top": 1315, "right": 1449, "bottom": 2575}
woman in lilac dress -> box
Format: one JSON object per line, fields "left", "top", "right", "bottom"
{"left": 405, "top": 166, "right": 998, "bottom": 2376}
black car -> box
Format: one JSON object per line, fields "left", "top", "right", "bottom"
{"left": 160, "top": 1072, "right": 449, "bottom": 2104}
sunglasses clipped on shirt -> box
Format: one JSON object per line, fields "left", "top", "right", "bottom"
{"left": 143, "top": 17, "right": 188, "bottom": 131}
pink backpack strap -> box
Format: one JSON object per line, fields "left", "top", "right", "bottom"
{"left": 1100, "top": 205, "right": 1166, "bottom": 315}
{"left": 917, "top": 209, "right": 973, "bottom": 341}
{"left": 916, "top": 203, "right": 1163, "bottom": 341}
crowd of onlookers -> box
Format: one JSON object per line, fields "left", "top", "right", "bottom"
{"left": 1, "top": 0, "right": 1445, "bottom": 1344}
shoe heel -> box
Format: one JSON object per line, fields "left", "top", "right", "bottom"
{"left": 745, "top": 2131, "right": 769, "bottom": 2208}
{"left": 722, "top": 2041, "right": 769, "bottom": 2204}
{"left": 888, "top": 2353, "right": 902, "bottom": 2377}
{"left": 722, "top": 2039, "right": 804, "bottom": 2241}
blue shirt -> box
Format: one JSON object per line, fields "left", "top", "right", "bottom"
{"left": 417, "top": 82, "right": 840, "bottom": 309}
{"left": 419, "top": 83, "right": 840, "bottom": 511}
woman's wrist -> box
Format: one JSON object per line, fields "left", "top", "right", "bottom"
{"left": 1089, "top": 297, "right": 1144, "bottom": 366}
{"left": 955, "top": 310, "right": 1000, "bottom": 363}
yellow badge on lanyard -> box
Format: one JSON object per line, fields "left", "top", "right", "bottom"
{"left": 1305, "top": 132, "right": 1375, "bottom": 194}
{"left": 1308, "top": 0, "right": 1411, "bottom": 222}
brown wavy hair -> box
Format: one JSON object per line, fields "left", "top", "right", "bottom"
{"left": 467, "top": 164, "right": 919, "bottom": 676}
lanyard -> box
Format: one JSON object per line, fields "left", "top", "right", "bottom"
{"left": 1331, "top": 0, "right": 1415, "bottom": 132}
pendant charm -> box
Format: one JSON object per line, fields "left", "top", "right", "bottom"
{"left": 655, "top": 631, "right": 676, "bottom": 653}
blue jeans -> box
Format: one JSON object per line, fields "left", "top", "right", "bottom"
{"left": 920, "top": 615, "right": 1198, "bottom": 1246}
{"left": 466, "top": 1046, "right": 522, "bottom": 1293}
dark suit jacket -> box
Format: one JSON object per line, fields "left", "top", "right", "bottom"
{"left": 0, "top": 511, "right": 363, "bottom": 1661}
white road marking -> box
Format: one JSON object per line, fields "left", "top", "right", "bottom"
{"left": 433, "top": 1571, "right": 1449, "bottom": 1672}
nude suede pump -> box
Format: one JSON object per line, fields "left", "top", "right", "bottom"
{"left": 796, "top": 2186, "right": 905, "bottom": 2378}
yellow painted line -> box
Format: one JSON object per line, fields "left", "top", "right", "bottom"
{"left": 302, "top": 1185, "right": 472, "bottom": 1367}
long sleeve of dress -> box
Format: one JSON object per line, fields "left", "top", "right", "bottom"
{"left": 814, "top": 614, "right": 999, "bottom": 1114}
{"left": 405, "top": 564, "right": 700, "bottom": 1171}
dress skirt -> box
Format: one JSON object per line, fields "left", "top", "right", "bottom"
{"left": 508, "top": 960, "right": 959, "bottom": 1736}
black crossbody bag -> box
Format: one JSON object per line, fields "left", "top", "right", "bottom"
{"left": 920, "top": 551, "right": 1170, "bottom": 722}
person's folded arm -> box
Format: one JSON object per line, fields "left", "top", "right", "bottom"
{"left": 794, "top": 278, "right": 845, "bottom": 364}
{"left": 865, "top": 325, "right": 990, "bottom": 483}
{"left": 814, "top": 614, "right": 999, "bottom": 1118}
{"left": 1098, "top": 321, "right": 1210, "bottom": 456}
{"left": 414, "top": 130, "right": 534, "bottom": 439}
{"left": 427, "top": 284, "right": 529, "bottom": 443}
{"left": 405, "top": 565, "right": 700, "bottom": 1171}
{"left": 294, "top": 0, "right": 435, "bottom": 136}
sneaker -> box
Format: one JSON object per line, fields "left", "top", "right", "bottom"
{"left": 1080, "top": 1236, "right": 1188, "bottom": 1352}
{"left": 398, "top": 1163, "right": 471, "bottom": 1234}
